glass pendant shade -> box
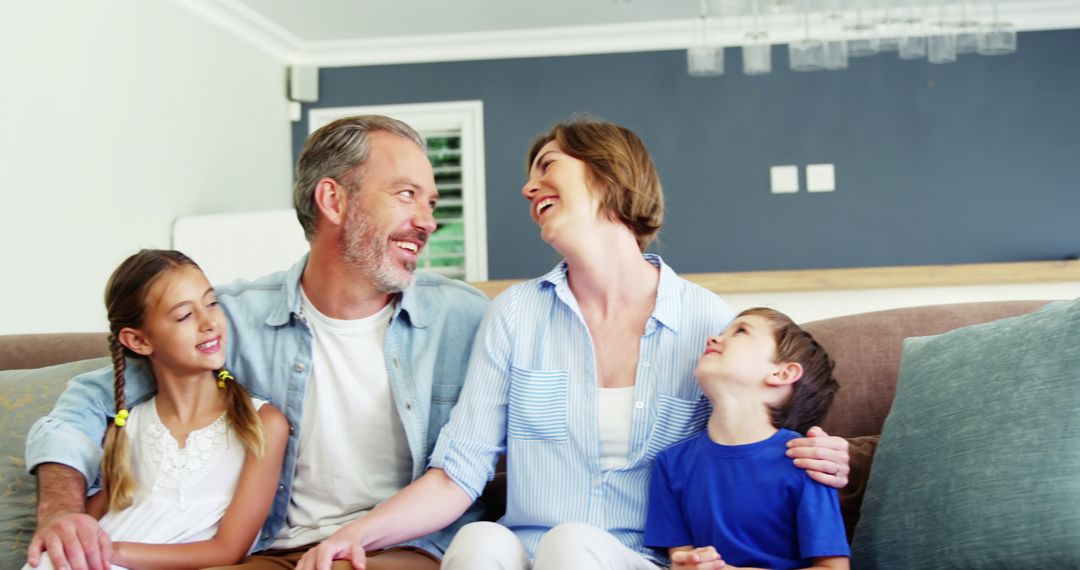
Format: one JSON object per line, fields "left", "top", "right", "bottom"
{"left": 688, "top": 46, "right": 725, "bottom": 76}
{"left": 978, "top": 22, "right": 1017, "bottom": 55}
{"left": 789, "top": 39, "right": 826, "bottom": 71}
{"left": 927, "top": 25, "right": 957, "bottom": 64}
{"left": 742, "top": 31, "right": 772, "bottom": 74}
{"left": 898, "top": 35, "right": 927, "bottom": 60}
{"left": 824, "top": 39, "right": 848, "bottom": 70}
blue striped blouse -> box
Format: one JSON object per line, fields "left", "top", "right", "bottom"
{"left": 428, "top": 255, "right": 734, "bottom": 562}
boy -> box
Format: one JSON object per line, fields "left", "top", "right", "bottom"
{"left": 645, "top": 308, "right": 850, "bottom": 570}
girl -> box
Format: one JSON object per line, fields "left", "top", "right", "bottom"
{"left": 26, "top": 249, "right": 287, "bottom": 570}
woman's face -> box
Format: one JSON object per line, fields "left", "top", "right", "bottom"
{"left": 521, "top": 140, "right": 604, "bottom": 247}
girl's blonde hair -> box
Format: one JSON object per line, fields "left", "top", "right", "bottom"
{"left": 102, "top": 249, "right": 265, "bottom": 512}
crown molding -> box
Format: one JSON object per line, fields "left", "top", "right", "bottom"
{"left": 167, "top": 0, "right": 303, "bottom": 62}
{"left": 172, "top": 0, "right": 1080, "bottom": 67}
{"left": 293, "top": 20, "right": 694, "bottom": 67}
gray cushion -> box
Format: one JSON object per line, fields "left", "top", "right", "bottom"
{"left": 851, "top": 299, "right": 1080, "bottom": 568}
{"left": 0, "top": 358, "right": 110, "bottom": 569}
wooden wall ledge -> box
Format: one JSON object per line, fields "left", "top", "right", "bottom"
{"left": 468, "top": 259, "right": 1080, "bottom": 299}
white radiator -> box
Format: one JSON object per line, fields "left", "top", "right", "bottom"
{"left": 172, "top": 209, "right": 308, "bottom": 286}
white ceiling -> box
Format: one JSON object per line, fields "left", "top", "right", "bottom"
{"left": 176, "top": 0, "right": 1080, "bottom": 66}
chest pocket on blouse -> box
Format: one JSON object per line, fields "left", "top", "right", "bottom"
{"left": 507, "top": 365, "right": 569, "bottom": 442}
{"left": 645, "top": 393, "right": 710, "bottom": 460}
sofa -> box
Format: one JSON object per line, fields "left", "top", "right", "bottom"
{"left": 0, "top": 300, "right": 1062, "bottom": 568}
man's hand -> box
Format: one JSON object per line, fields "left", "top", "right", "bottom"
{"left": 786, "top": 426, "right": 851, "bottom": 488}
{"left": 28, "top": 463, "right": 110, "bottom": 570}
{"left": 295, "top": 535, "right": 367, "bottom": 570}
{"left": 27, "top": 512, "right": 111, "bottom": 570}
{"left": 671, "top": 546, "right": 727, "bottom": 569}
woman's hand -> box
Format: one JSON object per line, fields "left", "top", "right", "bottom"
{"left": 295, "top": 528, "right": 368, "bottom": 570}
{"left": 786, "top": 426, "right": 850, "bottom": 488}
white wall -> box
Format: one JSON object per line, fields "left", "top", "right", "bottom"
{"left": 0, "top": 0, "right": 293, "bottom": 334}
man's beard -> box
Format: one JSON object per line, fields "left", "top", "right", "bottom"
{"left": 340, "top": 201, "right": 424, "bottom": 294}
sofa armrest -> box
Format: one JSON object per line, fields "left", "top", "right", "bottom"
{"left": 840, "top": 435, "right": 880, "bottom": 540}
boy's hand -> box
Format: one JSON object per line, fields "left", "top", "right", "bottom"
{"left": 786, "top": 426, "right": 850, "bottom": 488}
{"left": 671, "top": 546, "right": 727, "bottom": 569}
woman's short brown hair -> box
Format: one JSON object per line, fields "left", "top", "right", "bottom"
{"left": 527, "top": 118, "right": 664, "bottom": 251}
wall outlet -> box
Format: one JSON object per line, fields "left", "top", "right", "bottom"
{"left": 770, "top": 165, "right": 799, "bottom": 194}
{"left": 806, "top": 163, "right": 835, "bottom": 192}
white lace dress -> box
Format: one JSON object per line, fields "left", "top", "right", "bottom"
{"left": 99, "top": 395, "right": 267, "bottom": 543}
{"left": 26, "top": 396, "right": 266, "bottom": 570}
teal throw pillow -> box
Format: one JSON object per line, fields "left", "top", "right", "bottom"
{"left": 851, "top": 299, "right": 1080, "bottom": 568}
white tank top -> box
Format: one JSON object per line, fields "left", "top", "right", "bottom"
{"left": 597, "top": 386, "right": 635, "bottom": 471}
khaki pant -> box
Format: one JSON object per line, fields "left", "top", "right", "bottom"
{"left": 204, "top": 545, "right": 439, "bottom": 570}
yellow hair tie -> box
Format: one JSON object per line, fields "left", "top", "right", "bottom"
{"left": 216, "top": 369, "right": 235, "bottom": 389}
{"left": 114, "top": 409, "right": 130, "bottom": 427}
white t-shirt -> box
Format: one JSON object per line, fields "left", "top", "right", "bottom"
{"left": 272, "top": 293, "right": 412, "bottom": 549}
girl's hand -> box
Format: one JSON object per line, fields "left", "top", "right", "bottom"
{"left": 671, "top": 546, "right": 727, "bottom": 569}
{"left": 110, "top": 541, "right": 131, "bottom": 569}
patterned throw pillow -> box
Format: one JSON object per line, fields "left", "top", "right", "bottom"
{"left": 0, "top": 358, "right": 109, "bottom": 569}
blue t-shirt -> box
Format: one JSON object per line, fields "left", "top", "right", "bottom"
{"left": 645, "top": 429, "right": 850, "bottom": 569}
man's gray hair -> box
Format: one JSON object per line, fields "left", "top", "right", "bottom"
{"left": 293, "top": 115, "right": 425, "bottom": 240}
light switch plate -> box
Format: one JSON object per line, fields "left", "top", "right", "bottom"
{"left": 806, "top": 163, "right": 835, "bottom": 192}
{"left": 770, "top": 165, "right": 799, "bottom": 194}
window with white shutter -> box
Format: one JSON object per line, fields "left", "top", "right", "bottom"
{"left": 308, "top": 101, "right": 487, "bottom": 281}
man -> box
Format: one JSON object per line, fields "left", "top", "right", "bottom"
{"left": 25, "top": 115, "right": 489, "bottom": 570}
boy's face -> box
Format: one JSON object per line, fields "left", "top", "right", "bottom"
{"left": 696, "top": 314, "right": 781, "bottom": 389}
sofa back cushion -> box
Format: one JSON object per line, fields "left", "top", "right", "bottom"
{"left": 802, "top": 300, "right": 1049, "bottom": 438}
{"left": 0, "top": 333, "right": 109, "bottom": 371}
{"left": 851, "top": 298, "right": 1080, "bottom": 567}
{"left": 0, "top": 357, "right": 110, "bottom": 569}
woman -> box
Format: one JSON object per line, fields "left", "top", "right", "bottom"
{"left": 297, "top": 119, "right": 850, "bottom": 570}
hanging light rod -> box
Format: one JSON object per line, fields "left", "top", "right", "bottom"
{"left": 681, "top": 0, "right": 1062, "bottom": 48}
{"left": 687, "top": 0, "right": 1032, "bottom": 75}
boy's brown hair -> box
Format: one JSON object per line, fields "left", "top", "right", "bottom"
{"left": 739, "top": 307, "right": 839, "bottom": 434}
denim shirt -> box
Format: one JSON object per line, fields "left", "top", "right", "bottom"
{"left": 25, "top": 255, "right": 489, "bottom": 554}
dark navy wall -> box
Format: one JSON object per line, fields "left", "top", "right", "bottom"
{"left": 292, "top": 29, "right": 1080, "bottom": 280}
